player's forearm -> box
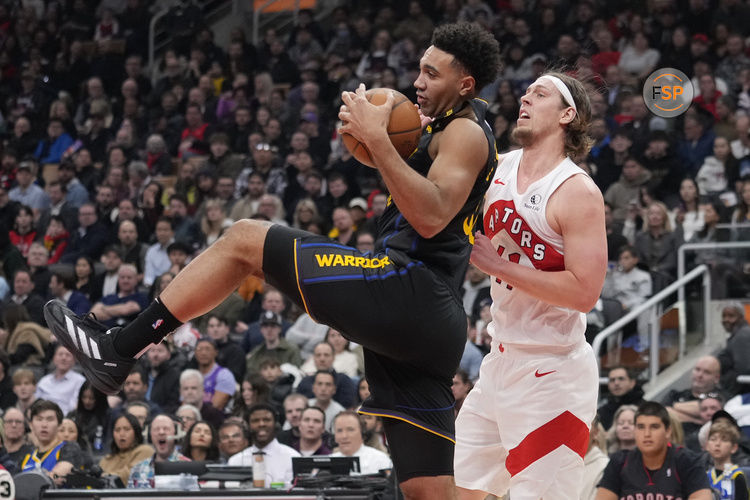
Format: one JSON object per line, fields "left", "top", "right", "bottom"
{"left": 370, "top": 134, "right": 451, "bottom": 238}
{"left": 493, "top": 259, "right": 601, "bottom": 312}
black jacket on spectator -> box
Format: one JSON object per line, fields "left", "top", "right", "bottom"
{"left": 2, "top": 294, "right": 46, "bottom": 326}
{"left": 61, "top": 221, "right": 111, "bottom": 264}
{"left": 597, "top": 386, "right": 645, "bottom": 430}
{"left": 146, "top": 361, "right": 181, "bottom": 414}
{"left": 0, "top": 376, "right": 18, "bottom": 411}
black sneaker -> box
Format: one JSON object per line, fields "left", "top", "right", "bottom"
{"left": 43, "top": 300, "right": 135, "bottom": 395}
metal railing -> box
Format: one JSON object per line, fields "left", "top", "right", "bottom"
{"left": 252, "top": 0, "right": 303, "bottom": 46}
{"left": 148, "top": 0, "right": 233, "bottom": 74}
{"left": 592, "top": 264, "right": 710, "bottom": 384}
{"left": 677, "top": 240, "right": 750, "bottom": 354}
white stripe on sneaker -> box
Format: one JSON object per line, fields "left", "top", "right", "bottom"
{"left": 76, "top": 326, "right": 91, "bottom": 358}
{"left": 65, "top": 316, "right": 81, "bottom": 349}
{"left": 90, "top": 339, "right": 101, "bottom": 360}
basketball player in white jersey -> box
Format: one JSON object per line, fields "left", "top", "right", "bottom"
{"left": 454, "top": 72, "right": 608, "bottom": 500}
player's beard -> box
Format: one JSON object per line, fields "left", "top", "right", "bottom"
{"left": 511, "top": 125, "right": 533, "bottom": 146}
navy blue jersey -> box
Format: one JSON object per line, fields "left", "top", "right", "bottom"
{"left": 374, "top": 98, "right": 497, "bottom": 293}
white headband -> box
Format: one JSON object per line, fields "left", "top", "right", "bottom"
{"left": 537, "top": 75, "right": 577, "bottom": 112}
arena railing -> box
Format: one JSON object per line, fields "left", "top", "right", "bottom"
{"left": 592, "top": 264, "right": 710, "bottom": 386}
{"left": 677, "top": 239, "right": 750, "bottom": 354}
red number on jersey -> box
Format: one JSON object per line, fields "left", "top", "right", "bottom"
{"left": 494, "top": 245, "right": 520, "bottom": 290}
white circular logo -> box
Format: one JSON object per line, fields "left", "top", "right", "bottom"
{"left": 642, "top": 68, "right": 694, "bottom": 118}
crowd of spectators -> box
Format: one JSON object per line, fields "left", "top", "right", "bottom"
{"left": 0, "top": 0, "right": 749, "bottom": 495}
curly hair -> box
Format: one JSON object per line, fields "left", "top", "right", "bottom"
{"left": 431, "top": 22, "right": 501, "bottom": 93}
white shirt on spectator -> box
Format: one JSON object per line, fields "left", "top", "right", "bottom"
{"left": 143, "top": 240, "right": 172, "bottom": 286}
{"left": 35, "top": 369, "right": 86, "bottom": 415}
{"left": 227, "top": 438, "right": 300, "bottom": 487}
{"left": 330, "top": 445, "right": 392, "bottom": 475}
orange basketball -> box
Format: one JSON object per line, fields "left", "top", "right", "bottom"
{"left": 341, "top": 88, "right": 422, "bottom": 168}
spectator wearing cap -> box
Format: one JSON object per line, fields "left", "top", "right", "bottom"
{"left": 56, "top": 161, "right": 90, "bottom": 209}
{"left": 90, "top": 264, "right": 148, "bottom": 328}
{"left": 348, "top": 197, "right": 368, "bottom": 229}
{"left": 60, "top": 202, "right": 112, "bottom": 264}
{"left": 206, "top": 132, "right": 243, "bottom": 179}
{"left": 246, "top": 311, "right": 302, "bottom": 376}
{"left": 241, "top": 289, "right": 292, "bottom": 353}
{"left": 144, "top": 217, "right": 174, "bottom": 287}
{"left": 9, "top": 160, "right": 50, "bottom": 214}
{"left": 192, "top": 337, "right": 236, "bottom": 412}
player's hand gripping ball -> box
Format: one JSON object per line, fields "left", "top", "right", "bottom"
{"left": 341, "top": 88, "right": 422, "bottom": 168}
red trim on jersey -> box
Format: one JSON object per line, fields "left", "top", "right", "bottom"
{"left": 505, "top": 410, "right": 590, "bottom": 476}
{"left": 483, "top": 199, "right": 565, "bottom": 271}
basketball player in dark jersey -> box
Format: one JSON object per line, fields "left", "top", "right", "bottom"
{"left": 44, "top": 23, "right": 500, "bottom": 499}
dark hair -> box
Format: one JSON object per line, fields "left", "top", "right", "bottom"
{"left": 431, "top": 22, "right": 501, "bottom": 93}
{"left": 206, "top": 314, "right": 228, "bottom": 326}
{"left": 2, "top": 303, "right": 31, "bottom": 334}
{"left": 49, "top": 214, "right": 68, "bottom": 231}
{"left": 313, "top": 370, "right": 335, "bottom": 384}
{"left": 76, "top": 381, "right": 110, "bottom": 418}
{"left": 156, "top": 216, "right": 174, "bottom": 230}
{"left": 74, "top": 256, "right": 95, "bottom": 279}
{"left": 51, "top": 270, "right": 75, "bottom": 291}
{"left": 109, "top": 412, "right": 144, "bottom": 454}
{"left": 127, "top": 366, "right": 148, "bottom": 386}
{"left": 608, "top": 365, "right": 636, "bottom": 380}
{"left": 30, "top": 399, "right": 64, "bottom": 423}
{"left": 0, "top": 349, "right": 9, "bottom": 378}
{"left": 232, "top": 374, "right": 271, "bottom": 420}
{"left": 454, "top": 369, "right": 472, "bottom": 387}
{"left": 182, "top": 421, "right": 220, "bottom": 461}
{"left": 634, "top": 401, "right": 670, "bottom": 429}
{"left": 247, "top": 403, "right": 278, "bottom": 423}
{"left": 617, "top": 244, "right": 637, "bottom": 259}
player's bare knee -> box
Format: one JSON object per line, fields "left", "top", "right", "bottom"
{"left": 222, "top": 219, "right": 271, "bottom": 252}
{"left": 400, "top": 476, "right": 456, "bottom": 500}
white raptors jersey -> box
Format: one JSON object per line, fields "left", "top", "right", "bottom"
{"left": 482, "top": 149, "right": 587, "bottom": 348}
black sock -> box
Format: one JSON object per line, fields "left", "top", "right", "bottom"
{"left": 112, "top": 297, "right": 182, "bottom": 358}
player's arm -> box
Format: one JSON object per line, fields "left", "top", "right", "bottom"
{"left": 594, "top": 488, "right": 618, "bottom": 500}
{"left": 471, "top": 175, "right": 607, "bottom": 312}
{"left": 340, "top": 85, "right": 487, "bottom": 238}
{"left": 687, "top": 490, "right": 713, "bottom": 500}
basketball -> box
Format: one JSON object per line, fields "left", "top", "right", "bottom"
{"left": 341, "top": 88, "right": 422, "bottom": 168}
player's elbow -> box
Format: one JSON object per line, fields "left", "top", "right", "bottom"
{"left": 572, "top": 291, "right": 600, "bottom": 314}
{"left": 412, "top": 218, "right": 446, "bottom": 239}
